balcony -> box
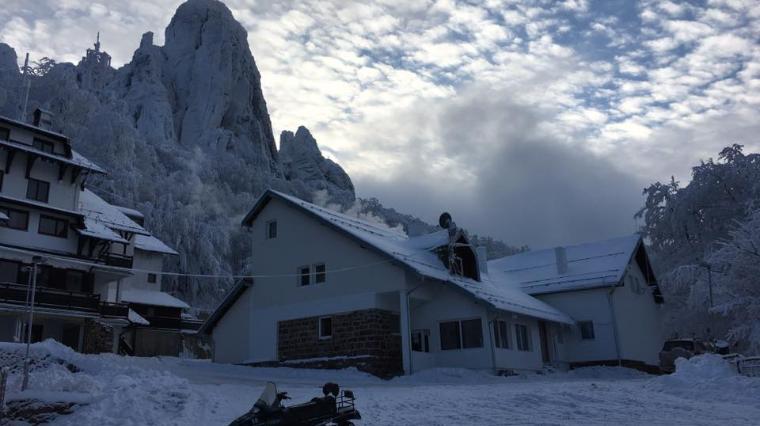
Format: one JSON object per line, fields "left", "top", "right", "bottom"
{"left": 100, "top": 301, "right": 129, "bottom": 318}
{"left": 0, "top": 282, "right": 100, "bottom": 312}
{"left": 103, "top": 253, "right": 133, "bottom": 268}
{"left": 138, "top": 315, "right": 203, "bottom": 331}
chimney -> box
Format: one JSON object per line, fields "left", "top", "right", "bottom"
{"left": 33, "top": 108, "right": 53, "bottom": 130}
{"left": 554, "top": 246, "right": 568, "bottom": 275}
{"left": 476, "top": 246, "right": 488, "bottom": 275}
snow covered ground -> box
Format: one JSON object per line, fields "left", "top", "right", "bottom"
{"left": 1, "top": 341, "right": 759, "bottom": 425}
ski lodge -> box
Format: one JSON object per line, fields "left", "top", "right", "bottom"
{"left": 0, "top": 110, "right": 200, "bottom": 356}
{"left": 201, "top": 190, "right": 665, "bottom": 377}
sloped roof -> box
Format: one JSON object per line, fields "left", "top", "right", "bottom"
{"left": 120, "top": 289, "right": 190, "bottom": 309}
{"left": 78, "top": 217, "right": 129, "bottom": 243}
{"left": 78, "top": 190, "right": 150, "bottom": 236}
{"left": 240, "top": 190, "right": 573, "bottom": 325}
{"left": 488, "top": 235, "right": 642, "bottom": 295}
{"left": 134, "top": 234, "right": 179, "bottom": 255}
{"left": 0, "top": 138, "right": 105, "bottom": 174}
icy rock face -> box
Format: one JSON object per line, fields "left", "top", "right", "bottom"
{"left": 280, "top": 126, "right": 356, "bottom": 206}
{"left": 0, "top": 44, "right": 22, "bottom": 118}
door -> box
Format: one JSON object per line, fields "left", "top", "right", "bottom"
{"left": 538, "top": 321, "right": 550, "bottom": 363}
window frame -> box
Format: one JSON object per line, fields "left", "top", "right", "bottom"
{"left": 265, "top": 220, "right": 277, "bottom": 239}
{"left": 0, "top": 207, "right": 29, "bottom": 230}
{"left": 147, "top": 273, "right": 157, "bottom": 284}
{"left": 314, "top": 263, "right": 326, "bottom": 284}
{"left": 514, "top": 323, "right": 532, "bottom": 352}
{"left": 439, "top": 318, "right": 484, "bottom": 351}
{"left": 32, "top": 138, "right": 55, "bottom": 154}
{"left": 579, "top": 321, "right": 595, "bottom": 340}
{"left": 38, "top": 214, "right": 68, "bottom": 238}
{"left": 318, "top": 316, "right": 333, "bottom": 339}
{"left": 494, "top": 319, "right": 511, "bottom": 349}
{"left": 26, "top": 178, "right": 50, "bottom": 203}
{"left": 439, "top": 320, "right": 462, "bottom": 351}
{"left": 0, "top": 170, "right": 4, "bottom": 192}
{"left": 298, "top": 265, "right": 311, "bottom": 286}
{"left": 412, "top": 329, "right": 430, "bottom": 352}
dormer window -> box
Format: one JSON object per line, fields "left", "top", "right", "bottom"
{"left": 26, "top": 178, "right": 50, "bottom": 203}
{"left": 266, "top": 220, "right": 277, "bottom": 239}
{"left": 33, "top": 138, "right": 55, "bottom": 154}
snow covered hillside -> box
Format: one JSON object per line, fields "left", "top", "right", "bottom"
{"left": 2, "top": 340, "right": 759, "bottom": 425}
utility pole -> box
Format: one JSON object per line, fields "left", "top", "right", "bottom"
{"left": 21, "top": 256, "right": 45, "bottom": 391}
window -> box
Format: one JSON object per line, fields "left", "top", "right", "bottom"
{"left": 412, "top": 329, "right": 430, "bottom": 352}
{"left": 439, "top": 319, "right": 484, "bottom": 351}
{"left": 390, "top": 314, "right": 400, "bottom": 335}
{"left": 0, "top": 171, "right": 4, "bottom": 191}
{"left": 26, "top": 178, "right": 50, "bottom": 203}
{"left": 461, "top": 319, "right": 483, "bottom": 349}
{"left": 494, "top": 320, "right": 510, "bottom": 349}
{"left": 314, "top": 263, "right": 326, "bottom": 284}
{"left": 266, "top": 220, "right": 277, "bottom": 239}
{"left": 0, "top": 207, "right": 29, "bottom": 230}
{"left": 65, "top": 270, "right": 85, "bottom": 293}
{"left": 147, "top": 273, "right": 157, "bottom": 283}
{"left": 579, "top": 321, "right": 595, "bottom": 340}
{"left": 440, "top": 321, "right": 461, "bottom": 350}
{"left": 38, "top": 215, "right": 68, "bottom": 238}
{"left": 515, "top": 324, "right": 532, "bottom": 351}
{"left": 0, "top": 260, "right": 20, "bottom": 284}
{"left": 298, "top": 266, "right": 311, "bottom": 286}
{"left": 319, "top": 316, "right": 332, "bottom": 339}
{"left": 0, "top": 127, "right": 9, "bottom": 141}
{"left": 33, "top": 138, "right": 55, "bottom": 154}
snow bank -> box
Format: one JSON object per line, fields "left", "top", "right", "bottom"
{"left": 647, "top": 354, "right": 760, "bottom": 405}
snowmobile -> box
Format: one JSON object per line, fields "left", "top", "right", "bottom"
{"left": 229, "top": 381, "right": 361, "bottom": 426}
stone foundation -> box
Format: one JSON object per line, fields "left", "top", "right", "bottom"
{"left": 81, "top": 319, "right": 113, "bottom": 354}
{"left": 276, "top": 309, "right": 402, "bottom": 378}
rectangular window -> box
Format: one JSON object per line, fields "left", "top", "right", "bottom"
{"left": 147, "top": 273, "right": 157, "bottom": 283}
{"left": 0, "top": 171, "right": 4, "bottom": 191}
{"left": 440, "top": 321, "right": 462, "bottom": 350}
{"left": 494, "top": 320, "right": 510, "bottom": 349}
{"left": 0, "top": 207, "right": 29, "bottom": 230}
{"left": 65, "top": 270, "right": 85, "bottom": 293}
{"left": 33, "top": 138, "right": 55, "bottom": 154}
{"left": 412, "top": 329, "right": 430, "bottom": 352}
{"left": 319, "top": 316, "right": 332, "bottom": 339}
{"left": 314, "top": 263, "right": 326, "bottom": 284}
{"left": 298, "top": 266, "right": 311, "bottom": 286}
{"left": 461, "top": 318, "right": 483, "bottom": 349}
{"left": 38, "top": 215, "right": 68, "bottom": 238}
{"left": 515, "top": 324, "right": 532, "bottom": 351}
{"left": 579, "top": 321, "right": 595, "bottom": 340}
{"left": 266, "top": 220, "right": 277, "bottom": 239}
{"left": 0, "top": 260, "right": 20, "bottom": 284}
{"left": 0, "top": 127, "right": 9, "bottom": 141}
{"left": 26, "top": 178, "right": 50, "bottom": 203}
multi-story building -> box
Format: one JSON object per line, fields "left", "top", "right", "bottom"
{"left": 0, "top": 109, "right": 193, "bottom": 354}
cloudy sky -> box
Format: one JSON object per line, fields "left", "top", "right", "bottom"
{"left": 2, "top": 0, "right": 759, "bottom": 248}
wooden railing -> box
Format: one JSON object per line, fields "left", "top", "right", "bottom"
{"left": 100, "top": 301, "right": 129, "bottom": 317}
{"left": 138, "top": 315, "right": 203, "bottom": 331}
{"left": 104, "top": 253, "right": 134, "bottom": 268}
{"left": 0, "top": 282, "right": 100, "bottom": 312}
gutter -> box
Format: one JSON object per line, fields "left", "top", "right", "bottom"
{"left": 606, "top": 277, "right": 622, "bottom": 366}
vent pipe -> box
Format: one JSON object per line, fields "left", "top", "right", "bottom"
{"left": 554, "top": 246, "right": 568, "bottom": 275}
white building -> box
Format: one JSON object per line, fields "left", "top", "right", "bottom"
{"left": 0, "top": 110, "right": 191, "bottom": 354}
{"left": 201, "top": 190, "right": 665, "bottom": 377}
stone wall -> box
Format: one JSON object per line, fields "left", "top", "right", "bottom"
{"left": 82, "top": 319, "right": 113, "bottom": 354}
{"left": 277, "top": 309, "right": 402, "bottom": 378}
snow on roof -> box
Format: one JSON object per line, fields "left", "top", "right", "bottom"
{"left": 128, "top": 308, "right": 150, "bottom": 325}
{"left": 115, "top": 205, "right": 145, "bottom": 219}
{"left": 0, "top": 138, "right": 105, "bottom": 174}
{"left": 78, "top": 217, "right": 129, "bottom": 243}
{"left": 0, "top": 211, "right": 8, "bottom": 221}
{"left": 78, "top": 190, "right": 150, "bottom": 235}
{"left": 488, "top": 234, "right": 641, "bottom": 295}
{"left": 134, "top": 234, "right": 179, "bottom": 255}
{"left": 242, "top": 190, "right": 573, "bottom": 325}
{"left": 120, "top": 289, "right": 190, "bottom": 309}
{"left": 0, "top": 194, "right": 83, "bottom": 218}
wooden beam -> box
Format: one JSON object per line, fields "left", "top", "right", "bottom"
{"left": 5, "top": 149, "right": 15, "bottom": 173}
{"left": 25, "top": 154, "right": 37, "bottom": 178}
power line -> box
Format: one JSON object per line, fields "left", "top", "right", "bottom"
{"left": 1, "top": 244, "right": 396, "bottom": 281}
